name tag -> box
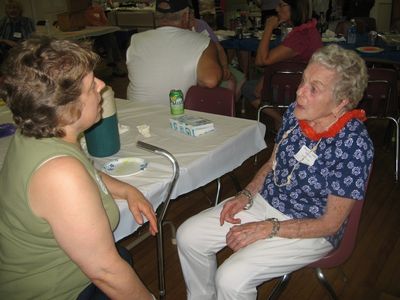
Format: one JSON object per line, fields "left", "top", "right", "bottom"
{"left": 13, "top": 32, "right": 22, "bottom": 39}
{"left": 294, "top": 145, "right": 318, "bottom": 166}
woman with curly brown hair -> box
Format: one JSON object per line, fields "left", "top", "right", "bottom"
{"left": 0, "top": 37, "right": 156, "bottom": 300}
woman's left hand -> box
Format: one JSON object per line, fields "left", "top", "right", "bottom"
{"left": 226, "top": 221, "right": 270, "bottom": 252}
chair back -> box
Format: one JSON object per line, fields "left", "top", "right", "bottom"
{"left": 335, "top": 17, "right": 376, "bottom": 36}
{"left": 309, "top": 170, "right": 372, "bottom": 269}
{"left": 309, "top": 199, "right": 364, "bottom": 269}
{"left": 261, "top": 61, "right": 307, "bottom": 108}
{"left": 184, "top": 85, "right": 235, "bottom": 117}
{"left": 358, "top": 67, "right": 399, "bottom": 118}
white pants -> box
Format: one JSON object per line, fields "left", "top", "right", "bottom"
{"left": 176, "top": 194, "right": 333, "bottom": 300}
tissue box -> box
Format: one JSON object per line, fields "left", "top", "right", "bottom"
{"left": 169, "top": 115, "right": 214, "bottom": 137}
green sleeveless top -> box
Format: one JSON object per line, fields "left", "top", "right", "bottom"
{"left": 0, "top": 131, "right": 120, "bottom": 300}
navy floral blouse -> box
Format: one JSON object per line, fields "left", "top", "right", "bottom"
{"left": 260, "top": 103, "right": 374, "bottom": 248}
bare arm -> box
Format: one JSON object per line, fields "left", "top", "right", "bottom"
{"left": 255, "top": 16, "right": 297, "bottom": 66}
{"left": 220, "top": 145, "right": 278, "bottom": 225}
{"left": 29, "top": 157, "right": 153, "bottom": 300}
{"left": 197, "top": 41, "right": 223, "bottom": 88}
{"left": 245, "top": 144, "right": 277, "bottom": 195}
{"left": 215, "top": 42, "right": 232, "bottom": 81}
{"left": 99, "top": 171, "right": 158, "bottom": 236}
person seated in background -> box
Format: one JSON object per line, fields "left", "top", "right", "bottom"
{"left": 0, "top": 37, "right": 157, "bottom": 300}
{"left": 126, "top": 0, "right": 221, "bottom": 103}
{"left": 189, "top": 8, "right": 245, "bottom": 102}
{"left": 177, "top": 44, "right": 374, "bottom": 300}
{"left": 242, "top": 0, "right": 322, "bottom": 131}
{"left": 85, "top": 0, "right": 127, "bottom": 77}
{"left": 0, "top": 0, "right": 35, "bottom": 64}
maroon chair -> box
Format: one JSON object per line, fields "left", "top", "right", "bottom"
{"left": 260, "top": 60, "right": 307, "bottom": 109}
{"left": 184, "top": 85, "right": 240, "bottom": 204}
{"left": 185, "top": 85, "right": 235, "bottom": 117}
{"left": 258, "top": 61, "right": 307, "bottom": 130}
{"left": 267, "top": 200, "right": 365, "bottom": 300}
{"left": 358, "top": 67, "right": 399, "bottom": 181}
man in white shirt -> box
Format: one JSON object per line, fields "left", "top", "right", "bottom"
{"left": 126, "top": 0, "right": 222, "bottom": 104}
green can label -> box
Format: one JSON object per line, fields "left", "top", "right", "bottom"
{"left": 169, "top": 89, "right": 184, "bottom": 115}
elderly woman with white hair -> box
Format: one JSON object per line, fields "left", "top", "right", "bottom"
{"left": 177, "top": 44, "right": 374, "bottom": 300}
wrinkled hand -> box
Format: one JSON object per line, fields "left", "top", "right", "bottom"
{"left": 226, "top": 221, "right": 270, "bottom": 252}
{"left": 126, "top": 189, "right": 158, "bottom": 236}
{"left": 219, "top": 195, "right": 250, "bottom": 226}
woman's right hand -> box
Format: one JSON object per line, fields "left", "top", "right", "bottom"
{"left": 219, "top": 194, "right": 251, "bottom": 226}
{"left": 265, "top": 15, "right": 280, "bottom": 30}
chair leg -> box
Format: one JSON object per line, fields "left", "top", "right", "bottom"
{"left": 394, "top": 118, "right": 399, "bottom": 181}
{"left": 214, "top": 172, "right": 241, "bottom": 206}
{"left": 241, "top": 96, "right": 246, "bottom": 115}
{"left": 162, "top": 220, "right": 177, "bottom": 245}
{"left": 386, "top": 117, "right": 399, "bottom": 181}
{"left": 314, "top": 268, "right": 338, "bottom": 300}
{"left": 268, "top": 274, "right": 291, "bottom": 300}
{"left": 214, "top": 177, "right": 222, "bottom": 206}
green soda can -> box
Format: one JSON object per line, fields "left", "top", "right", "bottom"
{"left": 169, "top": 89, "right": 184, "bottom": 115}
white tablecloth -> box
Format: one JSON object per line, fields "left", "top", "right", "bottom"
{"left": 0, "top": 99, "right": 267, "bottom": 241}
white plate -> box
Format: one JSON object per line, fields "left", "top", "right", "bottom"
{"left": 214, "top": 30, "right": 235, "bottom": 37}
{"left": 102, "top": 157, "right": 148, "bottom": 177}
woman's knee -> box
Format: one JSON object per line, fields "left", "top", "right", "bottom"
{"left": 176, "top": 217, "right": 203, "bottom": 250}
{"left": 215, "top": 260, "right": 249, "bottom": 294}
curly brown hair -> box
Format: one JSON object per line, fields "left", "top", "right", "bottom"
{"left": 0, "top": 36, "right": 99, "bottom": 138}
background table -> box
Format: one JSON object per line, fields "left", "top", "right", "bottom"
{"left": 220, "top": 33, "right": 400, "bottom": 65}
{"left": 0, "top": 99, "right": 267, "bottom": 241}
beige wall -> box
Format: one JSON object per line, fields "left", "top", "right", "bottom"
{"left": 0, "top": 0, "right": 35, "bottom": 19}
{"left": 0, "top": 0, "right": 85, "bottom": 24}
{"left": 370, "top": 0, "right": 393, "bottom": 32}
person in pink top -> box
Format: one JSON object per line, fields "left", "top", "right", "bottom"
{"left": 242, "top": 0, "right": 322, "bottom": 130}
